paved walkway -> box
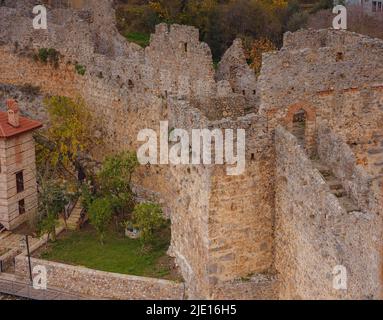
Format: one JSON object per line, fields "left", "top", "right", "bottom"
{"left": 0, "top": 273, "right": 97, "bottom": 300}
{"left": 0, "top": 232, "right": 40, "bottom": 256}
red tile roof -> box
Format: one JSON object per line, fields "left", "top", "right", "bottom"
{"left": 0, "top": 111, "right": 43, "bottom": 139}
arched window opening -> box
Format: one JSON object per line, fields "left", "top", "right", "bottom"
{"left": 292, "top": 109, "right": 307, "bottom": 147}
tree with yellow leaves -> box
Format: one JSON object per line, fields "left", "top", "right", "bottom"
{"left": 36, "top": 96, "right": 103, "bottom": 183}
{"left": 248, "top": 37, "right": 277, "bottom": 76}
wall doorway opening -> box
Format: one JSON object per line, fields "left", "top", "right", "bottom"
{"left": 291, "top": 109, "right": 307, "bottom": 147}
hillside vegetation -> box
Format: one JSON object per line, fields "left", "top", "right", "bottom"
{"left": 115, "top": 0, "right": 328, "bottom": 60}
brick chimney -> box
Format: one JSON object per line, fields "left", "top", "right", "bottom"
{"left": 6, "top": 99, "right": 20, "bottom": 127}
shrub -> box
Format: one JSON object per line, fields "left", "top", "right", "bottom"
{"left": 37, "top": 48, "right": 60, "bottom": 68}
{"left": 75, "top": 63, "right": 86, "bottom": 76}
{"left": 132, "top": 203, "right": 167, "bottom": 244}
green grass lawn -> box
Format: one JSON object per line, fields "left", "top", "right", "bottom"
{"left": 38, "top": 224, "right": 180, "bottom": 280}
{"left": 124, "top": 32, "right": 150, "bottom": 48}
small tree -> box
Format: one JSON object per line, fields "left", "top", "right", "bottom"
{"left": 88, "top": 198, "right": 113, "bottom": 245}
{"left": 132, "top": 203, "right": 167, "bottom": 245}
{"left": 39, "top": 212, "right": 60, "bottom": 242}
{"left": 38, "top": 180, "right": 70, "bottom": 241}
{"left": 97, "top": 151, "right": 138, "bottom": 217}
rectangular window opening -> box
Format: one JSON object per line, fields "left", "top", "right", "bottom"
{"left": 16, "top": 171, "right": 24, "bottom": 193}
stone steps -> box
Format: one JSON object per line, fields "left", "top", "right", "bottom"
{"left": 65, "top": 201, "right": 84, "bottom": 231}
{"left": 312, "top": 160, "right": 360, "bottom": 213}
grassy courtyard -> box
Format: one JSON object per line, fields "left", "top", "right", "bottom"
{"left": 36, "top": 224, "right": 181, "bottom": 281}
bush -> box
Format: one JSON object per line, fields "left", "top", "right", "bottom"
{"left": 88, "top": 197, "right": 113, "bottom": 244}
{"left": 37, "top": 48, "right": 60, "bottom": 68}
{"left": 132, "top": 203, "right": 167, "bottom": 244}
{"left": 75, "top": 63, "right": 86, "bottom": 76}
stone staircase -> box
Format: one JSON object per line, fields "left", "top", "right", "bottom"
{"left": 312, "top": 160, "right": 359, "bottom": 213}
{"left": 64, "top": 200, "right": 85, "bottom": 231}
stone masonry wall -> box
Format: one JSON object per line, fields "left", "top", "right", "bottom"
{"left": 15, "top": 254, "right": 184, "bottom": 300}
{"left": 210, "top": 274, "right": 278, "bottom": 300}
{"left": 275, "top": 126, "right": 382, "bottom": 299}
{"left": 317, "top": 123, "right": 381, "bottom": 216}
{"left": 206, "top": 114, "right": 275, "bottom": 289}
{"left": 258, "top": 29, "right": 383, "bottom": 145}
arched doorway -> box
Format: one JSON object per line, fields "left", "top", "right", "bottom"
{"left": 292, "top": 109, "right": 307, "bottom": 147}
{"left": 285, "top": 103, "right": 316, "bottom": 156}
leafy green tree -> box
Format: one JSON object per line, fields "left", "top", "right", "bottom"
{"left": 97, "top": 151, "right": 139, "bottom": 217}
{"left": 39, "top": 212, "right": 60, "bottom": 242}
{"left": 132, "top": 203, "right": 167, "bottom": 244}
{"left": 88, "top": 198, "right": 113, "bottom": 245}
{"left": 38, "top": 179, "right": 71, "bottom": 241}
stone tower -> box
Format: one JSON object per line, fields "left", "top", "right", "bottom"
{"left": 0, "top": 100, "right": 42, "bottom": 231}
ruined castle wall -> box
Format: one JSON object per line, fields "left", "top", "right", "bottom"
{"left": 163, "top": 99, "right": 277, "bottom": 298}
{"left": 165, "top": 99, "right": 212, "bottom": 298}
{"left": 258, "top": 29, "right": 383, "bottom": 144}
{"left": 206, "top": 114, "right": 275, "bottom": 289}
{"left": 317, "top": 124, "right": 381, "bottom": 215}
{"left": 216, "top": 39, "right": 258, "bottom": 112}
{"left": 145, "top": 24, "right": 216, "bottom": 104}
{"left": 275, "top": 126, "right": 382, "bottom": 299}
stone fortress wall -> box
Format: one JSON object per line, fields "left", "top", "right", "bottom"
{"left": 0, "top": 0, "right": 382, "bottom": 299}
